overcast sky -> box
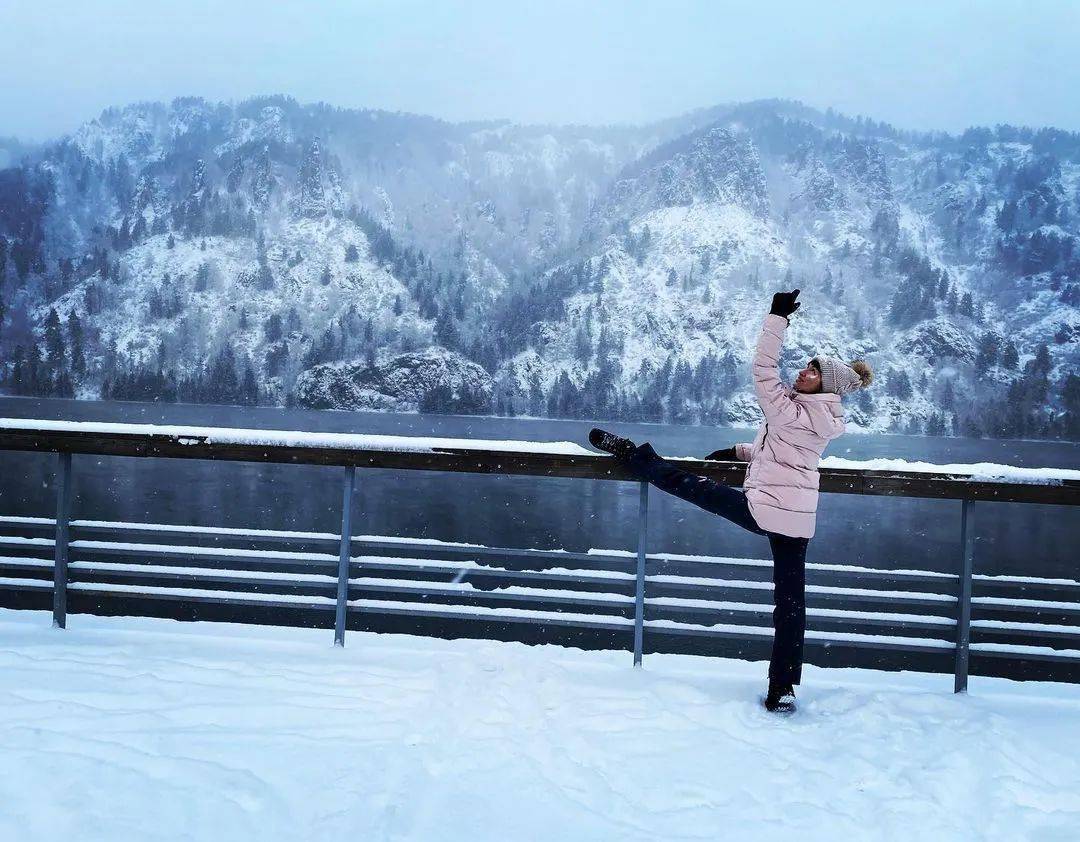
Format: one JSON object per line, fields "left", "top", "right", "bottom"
{"left": 2, "top": 0, "right": 1079, "bottom": 141}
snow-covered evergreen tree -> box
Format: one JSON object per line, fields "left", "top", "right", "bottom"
{"left": 295, "top": 138, "right": 325, "bottom": 218}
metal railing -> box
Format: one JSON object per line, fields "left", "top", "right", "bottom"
{"left": 1, "top": 418, "right": 1078, "bottom": 692}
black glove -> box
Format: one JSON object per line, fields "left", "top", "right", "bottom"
{"left": 705, "top": 446, "right": 738, "bottom": 461}
{"left": 770, "top": 288, "right": 801, "bottom": 320}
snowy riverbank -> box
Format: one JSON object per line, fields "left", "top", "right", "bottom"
{"left": 1, "top": 609, "right": 1078, "bottom": 840}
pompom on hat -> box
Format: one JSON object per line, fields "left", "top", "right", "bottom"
{"left": 811, "top": 357, "right": 874, "bottom": 396}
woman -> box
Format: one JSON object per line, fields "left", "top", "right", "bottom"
{"left": 589, "top": 289, "right": 873, "bottom": 713}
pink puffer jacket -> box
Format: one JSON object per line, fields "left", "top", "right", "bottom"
{"left": 733, "top": 315, "right": 845, "bottom": 539}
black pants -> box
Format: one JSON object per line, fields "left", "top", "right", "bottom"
{"left": 628, "top": 444, "right": 808, "bottom": 686}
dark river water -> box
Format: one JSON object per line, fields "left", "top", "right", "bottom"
{"left": 1, "top": 396, "right": 1078, "bottom": 579}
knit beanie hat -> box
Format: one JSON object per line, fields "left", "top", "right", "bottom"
{"left": 812, "top": 357, "right": 873, "bottom": 396}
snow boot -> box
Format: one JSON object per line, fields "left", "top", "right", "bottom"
{"left": 763, "top": 681, "right": 797, "bottom": 714}
{"left": 588, "top": 428, "right": 637, "bottom": 461}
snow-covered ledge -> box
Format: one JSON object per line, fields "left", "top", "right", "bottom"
{"left": 818, "top": 456, "right": 1080, "bottom": 485}
{"left": 0, "top": 417, "right": 593, "bottom": 456}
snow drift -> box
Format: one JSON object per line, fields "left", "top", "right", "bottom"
{"left": 1, "top": 609, "right": 1078, "bottom": 841}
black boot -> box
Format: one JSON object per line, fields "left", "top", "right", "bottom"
{"left": 763, "top": 681, "right": 797, "bottom": 714}
{"left": 589, "top": 428, "right": 637, "bottom": 461}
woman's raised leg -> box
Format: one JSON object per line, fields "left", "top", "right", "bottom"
{"left": 627, "top": 443, "right": 765, "bottom": 536}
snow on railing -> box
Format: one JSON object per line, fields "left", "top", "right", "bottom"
{"left": 819, "top": 455, "right": 1080, "bottom": 486}
{"left": 0, "top": 417, "right": 593, "bottom": 455}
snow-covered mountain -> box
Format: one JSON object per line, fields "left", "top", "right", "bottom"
{"left": 1, "top": 96, "right": 1077, "bottom": 438}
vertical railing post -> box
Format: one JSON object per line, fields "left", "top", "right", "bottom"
{"left": 633, "top": 480, "right": 649, "bottom": 667}
{"left": 52, "top": 452, "right": 74, "bottom": 629}
{"left": 334, "top": 467, "right": 356, "bottom": 647}
{"left": 954, "top": 498, "right": 975, "bottom": 693}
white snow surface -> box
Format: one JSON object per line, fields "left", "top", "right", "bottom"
{"left": 2, "top": 609, "right": 1079, "bottom": 841}
{"left": 819, "top": 455, "right": 1080, "bottom": 484}
{"left": 0, "top": 418, "right": 593, "bottom": 456}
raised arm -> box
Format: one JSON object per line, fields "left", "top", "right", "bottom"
{"left": 752, "top": 291, "right": 803, "bottom": 427}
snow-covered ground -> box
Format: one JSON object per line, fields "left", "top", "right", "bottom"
{"left": 2, "top": 609, "right": 1079, "bottom": 841}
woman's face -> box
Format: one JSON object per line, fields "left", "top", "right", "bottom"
{"left": 794, "top": 360, "right": 822, "bottom": 394}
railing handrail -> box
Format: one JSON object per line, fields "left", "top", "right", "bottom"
{"left": 2, "top": 417, "right": 1078, "bottom": 505}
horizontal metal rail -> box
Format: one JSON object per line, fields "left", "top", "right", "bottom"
{"left": 2, "top": 518, "right": 1079, "bottom": 678}
{"left": 2, "top": 521, "right": 1076, "bottom": 605}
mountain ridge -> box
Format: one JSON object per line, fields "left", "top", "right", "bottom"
{"left": 1, "top": 95, "right": 1077, "bottom": 439}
